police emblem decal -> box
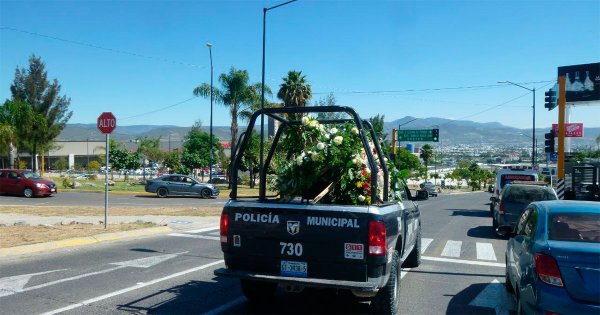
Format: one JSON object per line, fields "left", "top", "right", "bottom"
{"left": 287, "top": 221, "right": 300, "bottom": 235}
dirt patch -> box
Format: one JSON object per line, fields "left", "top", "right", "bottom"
{"left": 0, "top": 206, "right": 222, "bottom": 217}
{"left": 1, "top": 222, "right": 157, "bottom": 248}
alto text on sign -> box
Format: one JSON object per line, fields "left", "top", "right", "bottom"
{"left": 97, "top": 112, "right": 117, "bottom": 134}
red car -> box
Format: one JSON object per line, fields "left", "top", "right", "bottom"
{"left": 0, "top": 169, "right": 57, "bottom": 197}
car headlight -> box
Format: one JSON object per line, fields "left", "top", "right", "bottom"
{"left": 35, "top": 183, "right": 48, "bottom": 189}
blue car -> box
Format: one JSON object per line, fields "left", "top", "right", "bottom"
{"left": 501, "top": 201, "right": 600, "bottom": 314}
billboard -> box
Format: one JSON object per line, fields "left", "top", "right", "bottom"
{"left": 557, "top": 62, "right": 600, "bottom": 103}
{"left": 552, "top": 123, "right": 584, "bottom": 137}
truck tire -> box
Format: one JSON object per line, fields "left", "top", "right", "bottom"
{"left": 403, "top": 229, "right": 421, "bottom": 268}
{"left": 240, "top": 279, "right": 276, "bottom": 304}
{"left": 371, "top": 251, "right": 400, "bottom": 314}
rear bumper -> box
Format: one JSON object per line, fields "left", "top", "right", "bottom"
{"left": 214, "top": 267, "right": 383, "bottom": 292}
{"left": 522, "top": 281, "right": 600, "bottom": 315}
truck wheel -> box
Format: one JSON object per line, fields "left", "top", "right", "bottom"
{"left": 403, "top": 229, "right": 421, "bottom": 268}
{"left": 157, "top": 188, "right": 168, "bottom": 198}
{"left": 240, "top": 279, "right": 276, "bottom": 304}
{"left": 23, "top": 187, "right": 34, "bottom": 198}
{"left": 371, "top": 251, "right": 400, "bottom": 314}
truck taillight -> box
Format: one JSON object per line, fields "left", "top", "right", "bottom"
{"left": 368, "top": 221, "right": 386, "bottom": 255}
{"left": 534, "top": 253, "right": 564, "bottom": 287}
{"left": 499, "top": 202, "right": 505, "bottom": 214}
{"left": 220, "top": 213, "right": 229, "bottom": 243}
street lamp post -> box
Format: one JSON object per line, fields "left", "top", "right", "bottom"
{"left": 260, "top": 0, "right": 298, "bottom": 183}
{"left": 499, "top": 81, "right": 536, "bottom": 167}
{"left": 207, "top": 42, "right": 214, "bottom": 184}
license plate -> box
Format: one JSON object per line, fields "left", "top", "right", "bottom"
{"left": 281, "top": 260, "right": 307, "bottom": 277}
{"left": 50, "top": 188, "right": 55, "bottom": 192}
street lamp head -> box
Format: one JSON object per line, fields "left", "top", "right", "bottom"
{"left": 206, "top": 42, "right": 213, "bottom": 48}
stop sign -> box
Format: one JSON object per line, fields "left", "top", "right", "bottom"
{"left": 97, "top": 112, "right": 117, "bottom": 134}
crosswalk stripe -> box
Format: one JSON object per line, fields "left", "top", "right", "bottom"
{"left": 476, "top": 243, "right": 497, "bottom": 261}
{"left": 421, "top": 238, "right": 433, "bottom": 254}
{"left": 441, "top": 240, "right": 462, "bottom": 258}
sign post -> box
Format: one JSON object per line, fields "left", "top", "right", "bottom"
{"left": 97, "top": 112, "right": 117, "bottom": 229}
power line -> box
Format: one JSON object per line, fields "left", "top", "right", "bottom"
{"left": 312, "top": 80, "right": 554, "bottom": 95}
{"left": 120, "top": 96, "right": 199, "bottom": 120}
{"left": 0, "top": 26, "right": 204, "bottom": 69}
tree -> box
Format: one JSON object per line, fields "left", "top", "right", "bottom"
{"left": 181, "top": 125, "right": 222, "bottom": 181}
{"left": 109, "top": 140, "right": 141, "bottom": 181}
{"left": 277, "top": 70, "right": 312, "bottom": 107}
{"left": 193, "top": 67, "right": 269, "bottom": 185}
{"left": 395, "top": 148, "right": 421, "bottom": 174}
{"left": 315, "top": 93, "right": 343, "bottom": 120}
{"left": 10, "top": 55, "right": 72, "bottom": 171}
{"left": 369, "top": 114, "right": 390, "bottom": 156}
{"left": 420, "top": 144, "right": 433, "bottom": 179}
{"left": 53, "top": 156, "right": 68, "bottom": 171}
{"left": 0, "top": 99, "right": 38, "bottom": 168}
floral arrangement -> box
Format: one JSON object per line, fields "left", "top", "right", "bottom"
{"left": 273, "top": 116, "right": 393, "bottom": 205}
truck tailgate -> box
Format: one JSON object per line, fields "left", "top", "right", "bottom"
{"left": 222, "top": 202, "right": 372, "bottom": 282}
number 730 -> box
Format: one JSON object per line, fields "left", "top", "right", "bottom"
{"left": 280, "top": 242, "right": 303, "bottom": 256}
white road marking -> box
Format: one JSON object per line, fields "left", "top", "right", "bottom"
{"left": 400, "top": 268, "right": 411, "bottom": 279}
{"left": 168, "top": 233, "right": 220, "bottom": 241}
{"left": 185, "top": 226, "right": 220, "bottom": 234}
{"left": 422, "top": 256, "right": 505, "bottom": 268}
{"left": 0, "top": 269, "right": 67, "bottom": 297}
{"left": 204, "top": 296, "right": 246, "bottom": 315}
{"left": 468, "top": 279, "right": 515, "bottom": 315}
{"left": 476, "top": 243, "right": 497, "bottom": 261}
{"left": 110, "top": 251, "right": 188, "bottom": 268}
{"left": 23, "top": 266, "right": 125, "bottom": 293}
{"left": 40, "top": 260, "right": 224, "bottom": 315}
{"left": 441, "top": 240, "right": 462, "bottom": 258}
{"left": 421, "top": 238, "right": 433, "bottom": 254}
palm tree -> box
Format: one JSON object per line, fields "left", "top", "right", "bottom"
{"left": 420, "top": 144, "right": 433, "bottom": 180}
{"left": 277, "top": 70, "right": 312, "bottom": 107}
{"left": 193, "top": 67, "right": 270, "bottom": 185}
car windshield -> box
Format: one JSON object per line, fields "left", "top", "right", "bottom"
{"left": 503, "top": 186, "right": 556, "bottom": 204}
{"left": 549, "top": 213, "right": 600, "bottom": 243}
{"left": 22, "top": 171, "right": 41, "bottom": 179}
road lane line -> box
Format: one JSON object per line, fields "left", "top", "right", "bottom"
{"left": 22, "top": 266, "right": 124, "bottom": 293}
{"left": 40, "top": 260, "right": 224, "bottom": 315}
{"left": 422, "top": 256, "right": 505, "bottom": 268}
{"left": 185, "top": 226, "right": 220, "bottom": 233}
{"left": 421, "top": 238, "right": 433, "bottom": 254}
{"left": 441, "top": 240, "right": 462, "bottom": 258}
{"left": 168, "top": 233, "right": 220, "bottom": 241}
{"left": 476, "top": 242, "right": 497, "bottom": 261}
{"left": 204, "top": 296, "right": 246, "bottom": 315}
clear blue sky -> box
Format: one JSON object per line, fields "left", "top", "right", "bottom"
{"left": 1, "top": 0, "right": 599, "bottom": 131}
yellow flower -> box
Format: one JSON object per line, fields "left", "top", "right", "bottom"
{"left": 356, "top": 181, "right": 363, "bottom": 188}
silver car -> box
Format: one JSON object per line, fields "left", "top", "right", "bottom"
{"left": 145, "top": 174, "right": 219, "bottom": 198}
{"left": 492, "top": 184, "right": 557, "bottom": 234}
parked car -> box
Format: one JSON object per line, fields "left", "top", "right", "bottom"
{"left": 492, "top": 184, "right": 557, "bottom": 233}
{"left": 0, "top": 169, "right": 57, "bottom": 197}
{"left": 420, "top": 181, "right": 438, "bottom": 197}
{"left": 144, "top": 174, "right": 219, "bottom": 198}
{"left": 500, "top": 201, "right": 600, "bottom": 315}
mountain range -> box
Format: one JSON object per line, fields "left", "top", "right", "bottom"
{"left": 58, "top": 118, "right": 600, "bottom": 147}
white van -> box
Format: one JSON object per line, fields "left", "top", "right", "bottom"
{"left": 489, "top": 166, "right": 538, "bottom": 214}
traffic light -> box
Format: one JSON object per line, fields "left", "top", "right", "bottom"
{"left": 544, "top": 130, "right": 555, "bottom": 153}
{"left": 545, "top": 89, "right": 557, "bottom": 111}
{"left": 432, "top": 128, "right": 439, "bottom": 142}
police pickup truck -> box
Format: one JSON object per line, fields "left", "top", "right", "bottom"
{"left": 214, "top": 106, "right": 422, "bottom": 314}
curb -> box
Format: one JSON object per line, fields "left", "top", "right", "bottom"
{"left": 0, "top": 226, "right": 172, "bottom": 258}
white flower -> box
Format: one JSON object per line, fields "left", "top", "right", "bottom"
{"left": 318, "top": 124, "right": 325, "bottom": 132}
{"left": 310, "top": 151, "right": 318, "bottom": 159}
{"left": 384, "top": 157, "right": 388, "bottom": 162}
{"left": 352, "top": 158, "right": 358, "bottom": 164}
{"left": 365, "top": 167, "right": 371, "bottom": 174}
{"left": 333, "top": 135, "right": 343, "bottom": 145}
{"left": 330, "top": 127, "right": 338, "bottom": 134}
{"left": 324, "top": 133, "right": 330, "bottom": 139}
{"left": 351, "top": 127, "right": 359, "bottom": 135}
{"left": 358, "top": 195, "right": 366, "bottom": 202}
{"left": 301, "top": 116, "right": 309, "bottom": 125}
{"left": 296, "top": 156, "right": 303, "bottom": 165}
{"left": 309, "top": 120, "right": 318, "bottom": 128}
{"left": 317, "top": 142, "right": 325, "bottom": 150}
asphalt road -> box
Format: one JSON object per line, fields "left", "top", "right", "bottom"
{"left": 0, "top": 191, "right": 228, "bottom": 208}
{"left": 0, "top": 191, "right": 515, "bottom": 314}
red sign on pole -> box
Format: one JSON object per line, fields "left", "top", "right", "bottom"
{"left": 97, "top": 112, "right": 117, "bottom": 134}
{"left": 552, "top": 123, "right": 583, "bottom": 138}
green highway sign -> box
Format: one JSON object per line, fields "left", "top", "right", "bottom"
{"left": 398, "top": 129, "right": 439, "bottom": 142}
